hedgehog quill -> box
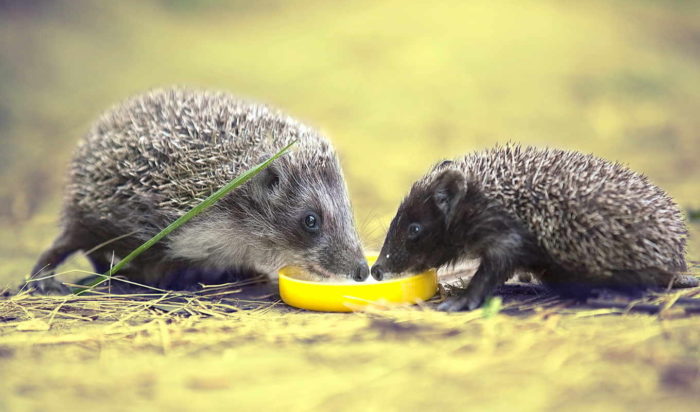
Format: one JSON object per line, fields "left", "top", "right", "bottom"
{"left": 371, "top": 144, "right": 697, "bottom": 311}
{"left": 30, "top": 87, "right": 369, "bottom": 293}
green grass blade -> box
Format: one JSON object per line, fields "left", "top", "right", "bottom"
{"left": 74, "top": 141, "right": 296, "bottom": 295}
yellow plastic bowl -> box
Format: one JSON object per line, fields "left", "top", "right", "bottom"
{"left": 278, "top": 255, "right": 438, "bottom": 312}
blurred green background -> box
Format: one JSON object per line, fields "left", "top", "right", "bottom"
{"left": 1, "top": 0, "right": 699, "bottom": 287}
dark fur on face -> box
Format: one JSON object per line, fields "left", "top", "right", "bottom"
{"left": 374, "top": 169, "right": 479, "bottom": 275}
{"left": 373, "top": 166, "right": 541, "bottom": 311}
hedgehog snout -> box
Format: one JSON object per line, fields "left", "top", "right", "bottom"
{"left": 370, "top": 263, "right": 385, "bottom": 281}
{"left": 352, "top": 261, "right": 370, "bottom": 282}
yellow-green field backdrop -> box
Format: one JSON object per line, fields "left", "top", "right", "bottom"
{"left": 1, "top": 1, "right": 699, "bottom": 410}
{"left": 1, "top": 0, "right": 699, "bottom": 267}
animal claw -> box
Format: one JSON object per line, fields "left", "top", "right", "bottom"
{"left": 437, "top": 291, "right": 485, "bottom": 312}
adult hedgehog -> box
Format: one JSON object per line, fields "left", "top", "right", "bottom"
{"left": 371, "top": 144, "right": 697, "bottom": 311}
{"left": 30, "top": 87, "right": 369, "bottom": 293}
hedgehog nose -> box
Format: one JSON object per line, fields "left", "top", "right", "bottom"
{"left": 371, "top": 264, "right": 384, "bottom": 281}
{"left": 352, "top": 262, "right": 370, "bottom": 282}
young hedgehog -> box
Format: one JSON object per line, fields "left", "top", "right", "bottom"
{"left": 30, "top": 87, "right": 369, "bottom": 293}
{"left": 371, "top": 144, "right": 697, "bottom": 311}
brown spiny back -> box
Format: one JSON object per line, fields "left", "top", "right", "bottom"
{"left": 421, "top": 144, "right": 687, "bottom": 274}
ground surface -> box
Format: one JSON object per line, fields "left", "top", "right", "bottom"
{"left": 1, "top": 0, "right": 700, "bottom": 410}
{"left": 2, "top": 278, "right": 700, "bottom": 412}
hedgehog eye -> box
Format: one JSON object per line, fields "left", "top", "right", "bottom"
{"left": 302, "top": 212, "right": 321, "bottom": 233}
{"left": 407, "top": 223, "right": 423, "bottom": 240}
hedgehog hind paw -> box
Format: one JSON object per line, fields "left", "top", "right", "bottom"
{"left": 437, "top": 290, "right": 485, "bottom": 312}
{"left": 671, "top": 274, "right": 699, "bottom": 289}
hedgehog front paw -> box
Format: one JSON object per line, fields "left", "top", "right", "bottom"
{"left": 437, "top": 290, "right": 485, "bottom": 312}
{"left": 27, "top": 276, "right": 72, "bottom": 295}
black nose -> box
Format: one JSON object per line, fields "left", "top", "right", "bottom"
{"left": 352, "top": 262, "right": 370, "bottom": 282}
{"left": 371, "top": 264, "right": 384, "bottom": 281}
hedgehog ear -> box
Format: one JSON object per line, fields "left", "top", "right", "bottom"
{"left": 252, "top": 155, "right": 281, "bottom": 193}
{"left": 258, "top": 166, "right": 280, "bottom": 191}
{"left": 436, "top": 160, "right": 454, "bottom": 169}
{"left": 432, "top": 169, "right": 466, "bottom": 226}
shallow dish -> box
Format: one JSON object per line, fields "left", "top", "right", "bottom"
{"left": 278, "top": 255, "right": 438, "bottom": 312}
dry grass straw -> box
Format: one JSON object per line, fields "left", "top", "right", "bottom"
{"left": 2, "top": 274, "right": 271, "bottom": 331}
{"left": 3, "top": 272, "right": 700, "bottom": 340}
